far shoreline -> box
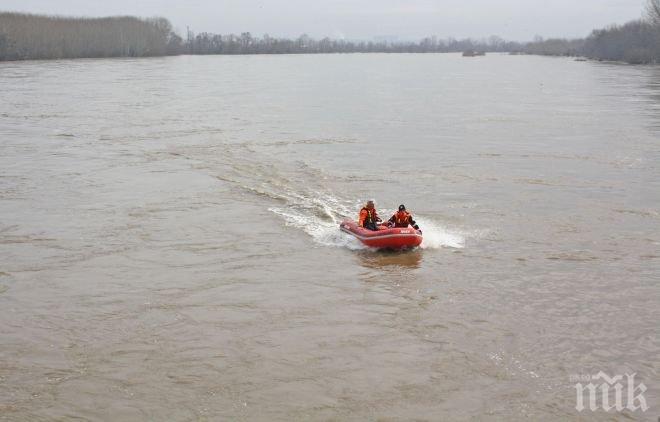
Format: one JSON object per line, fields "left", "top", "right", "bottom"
{"left": 0, "top": 52, "right": 656, "bottom": 67}
{"left": 1, "top": 10, "right": 659, "bottom": 65}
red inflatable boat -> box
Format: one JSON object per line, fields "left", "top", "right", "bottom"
{"left": 340, "top": 220, "right": 423, "bottom": 249}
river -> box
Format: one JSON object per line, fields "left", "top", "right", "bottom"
{"left": 1, "top": 53, "right": 659, "bottom": 420}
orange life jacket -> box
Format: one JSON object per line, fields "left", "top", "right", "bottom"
{"left": 359, "top": 207, "right": 378, "bottom": 227}
{"left": 392, "top": 210, "right": 411, "bottom": 227}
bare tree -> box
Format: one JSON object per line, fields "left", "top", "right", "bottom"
{"left": 648, "top": 0, "right": 660, "bottom": 25}
{"left": 0, "top": 12, "right": 179, "bottom": 60}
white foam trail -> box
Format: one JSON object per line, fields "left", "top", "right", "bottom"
{"left": 223, "top": 147, "right": 467, "bottom": 251}
{"left": 415, "top": 217, "right": 466, "bottom": 249}
{"left": 271, "top": 205, "right": 465, "bottom": 251}
{"left": 269, "top": 207, "right": 365, "bottom": 250}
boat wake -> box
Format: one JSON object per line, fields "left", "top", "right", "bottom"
{"left": 269, "top": 205, "right": 366, "bottom": 250}
{"left": 266, "top": 192, "right": 466, "bottom": 251}
{"left": 209, "top": 143, "right": 466, "bottom": 251}
{"left": 414, "top": 218, "right": 465, "bottom": 249}
{"left": 270, "top": 205, "right": 466, "bottom": 250}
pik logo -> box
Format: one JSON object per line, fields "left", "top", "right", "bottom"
{"left": 574, "top": 372, "right": 649, "bottom": 412}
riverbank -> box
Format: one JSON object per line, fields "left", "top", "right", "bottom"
{"left": 1, "top": 10, "right": 659, "bottom": 64}
{"left": 523, "top": 20, "right": 660, "bottom": 65}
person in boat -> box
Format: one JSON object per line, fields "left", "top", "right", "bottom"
{"left": 359, "top": 200, "right": 381, "bottom": 231}
{"left": 388, "top": 204, "right": 421, "bottom": 233}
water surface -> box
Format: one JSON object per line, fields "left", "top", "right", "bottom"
{"left": 1, "top": 53, "right": 659, "bottom": 420}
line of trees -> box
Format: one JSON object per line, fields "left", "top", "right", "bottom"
{"left": 522, "top": 37, "right": 585, "bottom": 57}
{"left": 526, "top": 21, "right": 660, "bottom": 64}
{"left": 0, "top": 12, "right": 181, "bottom": 60}
{"left": 1, "top": 1, "right": 660, "bottom": 63}
{"left": 520, "top": 0, "right": 660, "bottom": 64}
{"left": 0, "top": 12, "right": 521, "bottom": 60}
{"left": 582, "top": 20, "right": 660, "bottom": 64}
{"left": 183, "top": 32, "right": 520, "bottom": 55}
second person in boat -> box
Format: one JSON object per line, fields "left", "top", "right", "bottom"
{"left": 388, "top": 204, "right": 421, "bottom": 233}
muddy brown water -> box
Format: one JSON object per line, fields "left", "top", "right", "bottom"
{"left": 1, "top": 53, "right": 659, "bottom": 420}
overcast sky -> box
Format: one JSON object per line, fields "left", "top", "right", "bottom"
{"left": 1, "top": 0, "right": 646, "bottom": 41}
